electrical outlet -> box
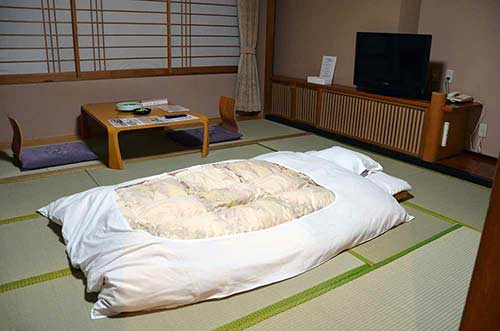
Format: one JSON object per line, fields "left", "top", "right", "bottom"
{"left": 478, "top": 123, "right": 488, "bottom": 137}
{"left": 445, "top": 69, "right": 454, "bottom": 83}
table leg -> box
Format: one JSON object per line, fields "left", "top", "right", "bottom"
{"left": 107, "top": 130, "right": 124, "bottom": 170}
{"left": 201, "top": 121, "right": 209, "bottom": 157}
{"left": 80, "top": 109, "right": 90, "bottom": 139}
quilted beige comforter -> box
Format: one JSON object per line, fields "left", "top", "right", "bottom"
{"left": 115, "top": 160, "right": 335, "bottom": 240}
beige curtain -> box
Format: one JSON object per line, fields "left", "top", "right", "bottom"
{"left": 235, "top": 0, "right": 261, "bottom": 113}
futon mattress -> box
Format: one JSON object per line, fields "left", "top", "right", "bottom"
{"left": 39, "top": 151, "right": 410, "bottom": 319}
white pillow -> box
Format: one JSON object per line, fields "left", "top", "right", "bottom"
{"left": 366, "top": 172, "right": 412, "bottom": 195}
{"left": 307, "top": 146, "right": 383, "bottom": 175}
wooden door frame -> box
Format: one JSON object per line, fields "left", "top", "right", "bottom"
{"left": 460, "top": 156, "right": 500, "bottom": 329}
{"left": 264, "top": 0, "right": 277, "bottom": 114}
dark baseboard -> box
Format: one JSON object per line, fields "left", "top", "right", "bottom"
{"left": 266, "top": 114, "right": 493, "bottom": 188}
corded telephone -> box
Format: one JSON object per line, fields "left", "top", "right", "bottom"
{"left": 447, "top": 92, "right": 473, "bottom": 103}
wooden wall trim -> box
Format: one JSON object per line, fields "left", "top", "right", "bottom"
{"left": 166, "top": 0, "right": 172, "bottom": 72}
{"left": 264, "top": 0, "right": 277, "bottom": 113}
{"left": 0, "top": 66, "right": 238, "bottom": 85}
{"left": 460, "top": 156, "right": 500, "bottom": 330}
{"left": 70, "top": 0, "right": 81, "bottom": 76}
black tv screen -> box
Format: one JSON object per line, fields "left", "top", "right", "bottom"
{"left": 354, "top": 32, "right": 432, "bottom": 99}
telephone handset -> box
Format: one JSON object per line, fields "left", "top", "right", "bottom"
{"left": 447, "top": 92, "right": 473, "bottom": 103}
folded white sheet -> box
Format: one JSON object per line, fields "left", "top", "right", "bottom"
{"left": 39, "top": 151, "right": 411, "bottom": 319}
{"left": 366, "top": 172, "right": 412, "bottom": 195}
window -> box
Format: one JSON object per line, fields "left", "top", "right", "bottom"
{"left": 75, "top": 0, "right": 169, "bottom": 72}
{"left": 0, "top": 0, "right": 240, "bottom": 84}
{"left": 170, "top": 0, "right": 239, "bottom": 68}
{"left": 0, "top": 0, "right": 75, "bottom": 76}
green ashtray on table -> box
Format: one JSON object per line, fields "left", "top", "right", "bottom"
{"left": 133, "top": 107, "right": 151, "bottom": 115}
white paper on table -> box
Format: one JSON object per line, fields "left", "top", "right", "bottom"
{"left": 108, "top": 115, "right": 198, "bottom": 127}
{"left": 109, "top": 118, "right": 143, "bottom": 127}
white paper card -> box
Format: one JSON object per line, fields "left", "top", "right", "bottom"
{"left": 319, "top": 56, "right": 337, "bottom": 80}
{"left": 307, "top": 76, "right": 332, "bottom": 85}
{"left": 109, "top": 115, "right": 198, "bottom": 127}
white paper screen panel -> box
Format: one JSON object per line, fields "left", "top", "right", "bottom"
{"left": 75, "top": 0, "right": 169, "bottom": 71}
{"left": 170, "top": 0, "right": 239, "bottom": 67}
{"left": 0, "top": 0, "right": 75, "bottom": 75}
{"left": 1, "top": 0, "right": 240, "bottom": 76}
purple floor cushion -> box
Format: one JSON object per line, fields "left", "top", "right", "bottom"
{"left": 167, "top": 125, "right": 242, "bottom": 147}
{"left": 20, "top": 141, "right": 98, "bottom": 171}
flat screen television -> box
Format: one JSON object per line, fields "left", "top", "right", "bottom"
{"left": 354, "top": 32, "right": 432, "bottom": 99}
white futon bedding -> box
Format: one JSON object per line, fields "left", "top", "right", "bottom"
{"left": 39, "top": 151, "right": 411, "bottom": 319}
{"left": 116, "top": 160, "right": 335, "bottom": 240}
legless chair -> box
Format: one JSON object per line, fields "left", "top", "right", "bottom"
{"left": 219, "top": 96, "right": 239, "bottom": 132}
{"left": 8, "top": 117, "right": 98, "bottom": 170}
{"left": 8, "top": 117, "right": 23, "bottom": 165}
{"left": 167, "top": 96, "right": 242, "bottom": 146}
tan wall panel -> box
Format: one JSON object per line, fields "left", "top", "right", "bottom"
{"left": 418, "top": 0, "right": 500, "bottom": 157}
{"left": 0, "top": 73, "right": 237, "bottom": 143}
{"left": 273, "top": 0, "right": 402, "bottom": 86}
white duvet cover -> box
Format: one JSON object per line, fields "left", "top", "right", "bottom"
{"left": 39, "top": 151, "right": 411, "bottom": 319}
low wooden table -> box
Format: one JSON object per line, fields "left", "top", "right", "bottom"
{"left": 80, "top": 102, "right": 209, "bottom": 170}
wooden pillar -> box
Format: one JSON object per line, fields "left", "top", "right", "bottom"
{"left": 263, "top": 0, "right": 276, "bottom": 114}
{"left": 460, "top": 157, "right": 500, "bottom": 330}
{"left": 420, "top": 92, "right": 446, "bottom": 162}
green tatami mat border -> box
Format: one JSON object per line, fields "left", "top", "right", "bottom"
{"left": 216, "top": 224, "right": 462, "bottom": 331}
{"left": 0, "top": 268, "right": 73, "bottom": 293}
{"left": 257, "top": 142, "right": 278, "bottom": 151}
{"left": 0, "top": 213, "right": 41, "bottom": 225}
{"left": 403, "top": 201, "right": 481, "bottom": 232}
{"left": 215, "top": 265, "right": 370, "bottom": 331}
{"left": 348, "top": 250, "right": 375, "bottom": 266}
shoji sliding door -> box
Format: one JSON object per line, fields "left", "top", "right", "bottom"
{"left": 170, "top": 0, "right": 239, "bottom": 68}
{"left": 74, "top": 0, "right": 170, "bottom": 72}
{"left": 0, "top": 0, "right": 75, "bottom": 76}
{"left": 0, "top": 0, "right": 240, "bottom": 83}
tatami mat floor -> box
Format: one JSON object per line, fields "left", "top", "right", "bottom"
{"left": 0, "top": 119, "right": 304, "bottom": 180}
{"left": 248, "top": 228, "right": 480, "bottom": 331}
{"left": 0, "top": 119, "right": 490, "bottom": 330}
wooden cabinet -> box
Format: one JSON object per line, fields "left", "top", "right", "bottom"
{"left": 265, "top": 76, "right": 482, "bottom": 162}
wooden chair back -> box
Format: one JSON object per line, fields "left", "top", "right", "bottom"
{"left": 8, "top": 117, "right": 23, "bottom": 161}
{"left": 219, "top": 96, "right": 239, "bottom": 132}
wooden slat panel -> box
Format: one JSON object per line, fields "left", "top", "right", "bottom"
{"left": 296, "top": 87, "right": 317, "bottom": 124}
{"left": 269, "top": 81, "right": 427, "bottom": 156}
{"left": 271, "top": 82, "right": 292, "bottom": 118}
{"left": 273, "top": 82, "right": 426, "bottom": 156}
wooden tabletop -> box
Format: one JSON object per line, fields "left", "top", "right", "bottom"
{"left": 81, "top": 102, "right": 208, "bottom": 132}
{"left": 80, "top": 101, "right": 210, "bottom": 169}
